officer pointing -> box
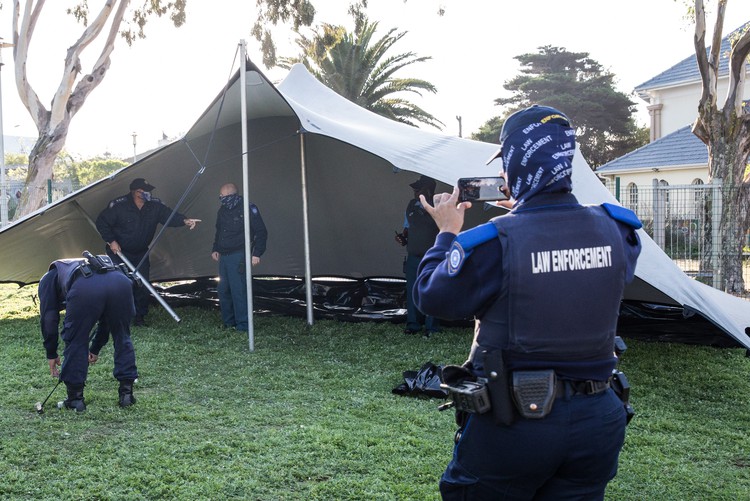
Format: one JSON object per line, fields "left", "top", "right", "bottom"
{"left": 414, "top": 105, "right": 642, "bottom": 499}
{"left": 95, "top": 178, "right": 201, "bottom": 326}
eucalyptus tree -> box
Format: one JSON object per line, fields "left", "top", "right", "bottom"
{"left": 691, "top": 0, "right": 750, "bottom": 294}
{"left": 11, "top": 0, "right": 187, "bottom": 219}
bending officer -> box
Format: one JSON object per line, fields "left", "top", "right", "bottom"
{"left": 39, "top": 253, "right": 139, "bottom": 410}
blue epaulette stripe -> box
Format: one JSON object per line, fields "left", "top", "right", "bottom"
{"left": 454, "top": 222, "right": 499, "bottom": 252}
{"left": 601, "top": 203, "right": 642, "bottom": 229}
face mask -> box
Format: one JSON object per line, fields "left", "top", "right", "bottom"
{"left": 140, "top": 191, "right": 152, "bottom": 202}
{"left": 220, "top": 193, "right": 241, "bottom": 210}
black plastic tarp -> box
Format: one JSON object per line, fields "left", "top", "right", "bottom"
{"left": 156, "top": 277, "right": 740, "bottom": 348}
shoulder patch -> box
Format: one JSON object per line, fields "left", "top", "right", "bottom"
{"left": 448, "top": 222, "right": 499, "bottom": 276}
{"left": 108, "top": 195, "right": 128, "bottom": 209}
{"left": 601, "top": 203, "right": 642, "bottom": 229}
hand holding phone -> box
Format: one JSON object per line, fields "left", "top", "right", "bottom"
{"left": 457, "top": 177, "right": 509, "bottom": 203}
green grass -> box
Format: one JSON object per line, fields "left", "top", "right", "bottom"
{"left": 2, "top": 283, "right": 750, "bottom": 500}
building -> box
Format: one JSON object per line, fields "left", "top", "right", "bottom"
{"left": 596, "top": 21, "right": 750, "bottom": 196}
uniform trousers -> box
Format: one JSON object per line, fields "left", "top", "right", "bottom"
{"left": 218, "top": 251, "right": 249, "bottom": 331}
{"left": 60, "top": 272, "right": 138, "bottom": 385}
{"left": 439, "top": 389, "right": 626, "bottom": 501}
{"left": 405, "top": 254, "right": 438, "bottom": 332}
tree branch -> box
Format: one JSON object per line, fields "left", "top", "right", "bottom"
{"left": 693, "top": 0, "right": 714, "bottom": 112}
{"left": 13, "top": 0, "right": 48, "bottom": 131}
{"left": 67, "top": 0, "right": 130, "bottom": 119}
{"left": 49, "top": 0, "right": 120, "bottom": 129}
{"left": 726, "top": 24, "right": 750, "bottom": 118}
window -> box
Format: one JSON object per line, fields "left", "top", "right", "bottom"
{"left": 627, "top": 183, "right": 638, "bottom": 211}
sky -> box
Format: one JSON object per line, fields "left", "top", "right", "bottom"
{"left": 0, "top": 1, "right": 748, "bottom": 159}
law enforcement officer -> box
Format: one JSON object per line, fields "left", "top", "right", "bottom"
{"left": 211, "top": 183, "right": 268, "bottom": 332}
{"left": 39, "top": 253, "right": 139, "bottom": 410}
{"left": 414, "top": 105, "right": 642, "bottom": 500}
{"left": 95, "top": 178, "right": 201, "bottom": 326}
{"left": 395, "top": 175, "right": 440, "bottom": 337}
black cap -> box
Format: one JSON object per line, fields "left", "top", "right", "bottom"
{"left": 409, "top": 175, "right": 436, "bottom": 191}
{"left": 129, "top": 178, "right": 155, "bottom": 191}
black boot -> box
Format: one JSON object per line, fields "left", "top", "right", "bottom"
{"left": 58, "top": 382, "right": 86, "bottom": 412}
{"left": 118, "top": 379, "right": 136, "bottom": 408}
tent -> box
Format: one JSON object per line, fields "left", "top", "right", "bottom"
{"left": 1, "top": 58, "right": 749, "bottom": 350}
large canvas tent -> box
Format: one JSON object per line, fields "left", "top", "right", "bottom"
{"left": 1, "top": 58, "right": 750, "bottom": 350}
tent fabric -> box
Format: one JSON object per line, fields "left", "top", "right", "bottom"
{"left": 1, "top": 59, "right": 749, "bottom": 349}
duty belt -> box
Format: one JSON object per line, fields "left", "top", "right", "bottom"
{"left": 557, "top": 378, "right": 610, "bottom": 397}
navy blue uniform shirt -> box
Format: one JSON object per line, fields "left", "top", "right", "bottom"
{"left": 212, "top": 198, "right": 268, "bottom": 256}
{"left": 38, "top": 267, "right": 64, "bottom": 359}
{"left": 96, "top": 194, "right": 186, "bottom": 254}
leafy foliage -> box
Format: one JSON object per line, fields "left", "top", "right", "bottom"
{"left": 473, "top": 46, "right": 648, "bottom": 167}
{"left": 278, "top": 16, "right": 443, "bottom": 129}
{"left": 67, "top": 0, "right": 187, "bottom": 46}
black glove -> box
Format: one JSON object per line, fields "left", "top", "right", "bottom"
{"left": 395, "top": 231, "right": 407, "bottom": 246}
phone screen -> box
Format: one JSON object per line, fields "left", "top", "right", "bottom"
{"left": 458, "top": 177, "right": 509, "bottom": 202}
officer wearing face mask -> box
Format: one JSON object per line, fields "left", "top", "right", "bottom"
{"left": 211, "top": 183, "right": 268, "bottom": 332}
{"left": 414, "top": 105, "right": 642, "bottom": 500}
{"left": 96, "top": 178, "right": 201, "bottom": 326}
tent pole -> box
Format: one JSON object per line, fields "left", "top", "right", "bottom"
{"left": 240, "top": 40, "right": 255, "bottom": 352}
{"left": 72, "top": 199, "right": 181, "bottom": 322}
{"left": 300, "top": 132, "right": 314, "bottom": 326}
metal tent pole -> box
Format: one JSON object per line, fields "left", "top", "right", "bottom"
{"left": 239, "top": 40, "right": 255, "bottom": 351}
{"left": 300, "top": 132, "right": 314, "bottom": 326}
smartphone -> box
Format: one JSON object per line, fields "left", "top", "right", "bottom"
{"left": 458, "top": 177, "right": 509, "bottom": 202}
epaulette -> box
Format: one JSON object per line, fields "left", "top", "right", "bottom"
{"left": 448, "top": 222, "right": 498, "bottom": 276}
{"left": 108, "top": 195, "right": 129, "bottom": 209}
{"left": 601, "top": 203, "right": 642, "bottom": 229}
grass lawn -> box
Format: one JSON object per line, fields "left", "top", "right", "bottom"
{"left": 1, "top": 283, "right": 750, "bottom": 500}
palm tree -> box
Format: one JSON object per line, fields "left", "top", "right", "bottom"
{"left": 278, "top": 17, "right": 443, "bottom": 129}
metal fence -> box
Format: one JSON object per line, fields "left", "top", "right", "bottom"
{"left": 604, "top": 179, "right": 750, "bottom": 299}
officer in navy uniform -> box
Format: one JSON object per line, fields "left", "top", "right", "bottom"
{"left": 95, "top": 178, "right": 201, "bottom": 326}
{"left": 395, "top": 175, "right": 440, "bottom": 337}
{"left": 39, "top": 254, "right": 139, "bottom": 410}
{"left": 414, "top": 105, "right": 642, "bottom": 500}
{"left": 211, "top": 183, "right": 268, "bottom": 331}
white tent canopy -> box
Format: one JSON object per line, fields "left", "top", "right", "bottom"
{"left": 1, "top": 59, "right": 749, "bottom": 349}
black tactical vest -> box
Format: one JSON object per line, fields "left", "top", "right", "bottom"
{"left": 406, "top": 199, "right": 439, "bottom": 256}
{"left": 475, "top": 204, "right": 628, "bottom": 363}
{"left": 49, "top": 259, "right": 87, "bottom": 298}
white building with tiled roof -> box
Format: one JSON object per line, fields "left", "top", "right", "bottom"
{"left": 596, "top": 22, "right": 750, "bottom": 191}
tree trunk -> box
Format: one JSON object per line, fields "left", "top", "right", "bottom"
{"left": 719, "top": 183, "right": 749, "bottom": 294}
{"left": 14, "top": 124, "right": 68, "bottom": 218}
{"left": 706, "top": 132, "right": 750, "bottom": 295}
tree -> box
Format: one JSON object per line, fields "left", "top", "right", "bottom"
{"left": 277, "top": 15, "right": 443, "bottom": 129}
{"left": 691, "top": 0, "right": 750, "bottom": 294}
{"left": 11, "top": 0, "right": 186, "bottom": 220}
{"left": 68, "top": 156, "right": 128, "bottom": 186}
{"left": 252, "top": 0, "right": 446, "bottom": 67}
{"left": 473, "top": 46, "right": 648, "bottom": 168}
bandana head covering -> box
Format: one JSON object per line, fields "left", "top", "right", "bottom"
{"left": 487, "top": 105, "right": 576, "bottom": 206}
{"left": 220, "top": 193, "right": 242, "bottom": 210}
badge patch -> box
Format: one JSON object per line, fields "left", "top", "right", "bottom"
{"left": 448, "top": 242, "right": 466, "bottom": 276}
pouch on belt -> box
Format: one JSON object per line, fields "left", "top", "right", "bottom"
{"left": 483, "top": 349, "right": 516, "bottom": 426}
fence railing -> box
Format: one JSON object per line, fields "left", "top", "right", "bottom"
{"left": 603, "top": 180, "right": 750, "bottom": 299}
